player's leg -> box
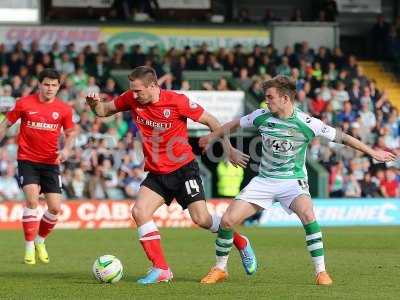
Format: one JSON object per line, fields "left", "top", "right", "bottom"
{"left": 289, "top": 193, "right": 333, "bottom": 285}
{"left": 21, "top": 184, "right": 41, "bottom": 264}
{"left": 18, "top": 161, "right": 41, "bottom": 265}
{"left": 201, "top": 200, "right": 260, "bottom": 284}
{"left": 187, "top": 200, "right": 256, "bottom": 275}
{"left": 201, "top": 176, "right": 274, "bottom": 284}
{"left": 34, "top": 164, "right": 63, "bottom": 263}
{"left": 177, "top": 160, "right": 257, "bottom": 275}
{"left": 34, "top": 192, "right": 62, "bottom": 263}
{"left": 131, "top": 184, "right": 173, "bottom": 284}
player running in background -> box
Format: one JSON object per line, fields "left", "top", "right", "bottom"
{"left": 0, "top": 69, "right": 77, "bottom": 265}
{"left": 86, "top": 66, "right": 257, "bottom": 285}
{"left": 199, "top": 75, "right": 397, "bottom": 285}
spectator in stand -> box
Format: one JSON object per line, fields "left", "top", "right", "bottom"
{"left": 68, "top": 168, "right": 88, "bottom": 199}
{"left": 87, "top": 166, "right": 108, "bottom": 199}
{"left": 123, "top": 167, "right": 145, "bottom": 198}
{"left": 360, "top": 172, "right": 381, "bottom": 197}
{"left": 381, "top": 168, "right": 400, "bottom": 197}
{"left": 249, "top": 79, "right": 265, "bottom": 104}
{"left": 371, "top": 14, "right": 390, "bottom": 59}
{"left": 276, "top": 56, "right": 292, "bottom": 77}
{"left": 336, "top": 101, "right": 357, "bottom": 124}
{"left": 309, "top": 92, "right": 326, "bottom": 118}
{"left": 0, "top": 163, "right": 22, "bottom": 201}
{"left": 344, "top": 173, "right": 361, "bottom": 198}
{"left": 237, "top": 67, "right": 252, "bottom": 91}
{"left": 262, "top": 8, "right": 281, "bottom": 23}
{"left": 329, "top": 161, "right": 345, "bottom": 197}
{"left": 348, "top": 79, "right": 362, "bottom": 111}
{"left": 290, "top": 8, "right": 304, "bottom": 22}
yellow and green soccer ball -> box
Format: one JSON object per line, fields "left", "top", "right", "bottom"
{"left": 92, "top": 255, "right": 123, "bottom": 283}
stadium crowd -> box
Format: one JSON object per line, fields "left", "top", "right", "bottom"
{"left": 0, "top": 39, "right": 399, "bottom": 201}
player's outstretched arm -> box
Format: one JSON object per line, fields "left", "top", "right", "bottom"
{"left": 198, "top": 116, "right": 241, "bottom": 151}
{"left": 334, "top": 129, "right": 398, "bottom": 162}
{"left": 197, "top": 112, "right": 248, "bottom": 168}
{"left": 86, "top": 92, "right": 118, "bottom": 117}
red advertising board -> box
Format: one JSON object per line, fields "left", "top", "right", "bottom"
{"left": 0, "top": 199, "right": 231, "bottom": 229}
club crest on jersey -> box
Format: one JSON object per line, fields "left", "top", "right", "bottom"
{"left": 52, "top": 112, "right": 59, "bottom": 120}
{"left": 163, "top": 109, "right": 171, "bottom": 118}
{"left": 189, "top": 100, "right": 198, "bottom": 109}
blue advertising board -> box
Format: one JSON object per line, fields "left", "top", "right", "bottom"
{"left": 256, "top": 199, "right": 400, "bottom": 227}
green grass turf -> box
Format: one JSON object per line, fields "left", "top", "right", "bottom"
{"left": 0, "top": 227, "right": 399, "bottom": 299}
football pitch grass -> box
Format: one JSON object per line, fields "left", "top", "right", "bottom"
{"left": 0, "top": 227, "right": 399, "bottom": 299}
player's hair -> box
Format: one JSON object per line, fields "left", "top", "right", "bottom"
{"left": 128, "top": 66, "right": 158, "bottom": 86}
{"left": 38, "top": 69, "right": 61, "bottom": 83}
{"left": 262, "top": 75, "right": 296, "bottom": 103}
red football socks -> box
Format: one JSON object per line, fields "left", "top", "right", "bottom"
{"left": 22, "top": 207, "right": 39, "bottom": 242}
{"left": 233, "top": 232, "right": 248, "bottom": 250}
{"left": 38, "top": 210, "right": 58, "bottom": 239}
{"left": 138, "top": 221, "right": 169, "bottom": 270}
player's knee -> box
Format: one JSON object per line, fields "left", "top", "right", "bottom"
{"left": 48, "top": 207, "right": 61, "bottom": 215}
{"left": 131, "top": 205, "right": 148, "bottom": 223}
{"left": 299, "top": 209, "right": 315, "bottom": 224}
{"left": 220, "top": 214, "right": 235, "bottom": 229}
{"left": 25, "top": 199, "right": 39, "bottom": 209}
{"left": 191, "top": 213, "right": 210, "bottom": 229}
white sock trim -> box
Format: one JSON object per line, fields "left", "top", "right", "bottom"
{"left": 209, "top": 214, "right": 221, "bottom": 233}
{"left": 25, "top": 241, "right": 35, "bottom": 251}
{"left": 35, "top": 236, "right": 45, "bottom": 244}
{"left": 23, "top": 207, "right": 39, "bottom": 217}
{"left": 215, "top": 245, "right": 232, "bottom": 252}
{"left": 22, "top": 207, "right": 39, "bottom": 222}
{"left": 306, "top": 232, "right": 322, "bottom": 241}
{"left": 138, "top": 221, "right": 158, "bottom": 238}
{"left": 140, "top": 235, "right": 161, "bottom": 241}
{"left": 307, "top": 242, "right": 324, "bottom": 252}
{"left": 43, "top": 210, "right": 58, "bottom": 221}
{"left": 312, "top": 256, "right": 326, "bottom": 274}
{"left": 218, "top": 238, "right": 234, "bottom": 244}
{"left": 215, "top": 255, "right": 229, "bottom": 271}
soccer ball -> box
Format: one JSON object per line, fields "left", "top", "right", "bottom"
{"left": 92, "top": 255, "right": 123, "bottom": 283}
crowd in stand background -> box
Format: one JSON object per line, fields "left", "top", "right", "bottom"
{"left": 371, "top": 14, "right": 400, "bottom": 61}
{"left": 45, "top": 0, "right": 338, "bottom": 24}
{"left": 0, "top": 39, "right": 399, "bottom": 201}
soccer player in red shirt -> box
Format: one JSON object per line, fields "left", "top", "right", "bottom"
{"left": 0, "top": 69, "right": 77, "bottom": 265}
{"left": 86, "top": 66, "right": 257, "bottom": 284}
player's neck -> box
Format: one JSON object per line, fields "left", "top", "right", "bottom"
{"left": 150, "top": 87, "right": 161, "bottom": 104}
{"left": 276, "top": 105, "right": 295, "bottom": 119}
{"left": 38, "top": 93, "right": 55, "bottom": 103}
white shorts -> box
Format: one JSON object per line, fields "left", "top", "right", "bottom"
{"left": 235, "top": 176, "right": 311, "bottom": 214}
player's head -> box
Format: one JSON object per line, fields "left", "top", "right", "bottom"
{"left": 128, "top": 66, "right": 159, "bottom": 105}
{"left": 38, "top": 68, "right": 61, "bottom": 102}
{"left": 262, "top": 75, "right": 296, "bottom": 114}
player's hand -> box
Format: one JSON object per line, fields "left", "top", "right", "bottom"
{"left": 371, "top": 149, "right": 398, "bottom": 162}
{"left": 199, "top": 133, "right": 215, "bottom": 153}
{"left": 86, "top": 92, "right": 101, "bottom": 108}
{"left": 228, "top": 147, "right": 250, "bottom": 168}
{"left": 56, "top": 148, "right": 70, "bottom": 164}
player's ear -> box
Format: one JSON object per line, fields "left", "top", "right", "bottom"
{"left": 282, "top": 94, "right": 290, "bottom": 103}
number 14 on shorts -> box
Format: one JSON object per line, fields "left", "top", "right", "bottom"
{"left": 185, "top": 179, "right": 200, "bottom": 197}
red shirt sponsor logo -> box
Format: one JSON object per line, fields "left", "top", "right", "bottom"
{"left": 114, "top": 89, "right": 204, "bottom": 174}
{"left": 6, "top": 94, "right": 74, "bottom": 165}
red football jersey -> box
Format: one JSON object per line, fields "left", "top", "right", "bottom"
{"left": 6, "top": 94, "right": 74, "bottom": 165}
{"left": 114, "top": 89, "right": 204, "bottom": 174}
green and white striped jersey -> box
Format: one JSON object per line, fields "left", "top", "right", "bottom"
{"left": 240, "top": 108, "right": 336, "bottom": 180}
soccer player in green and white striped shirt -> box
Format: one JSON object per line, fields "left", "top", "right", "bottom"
{"left": 199, "top": 75, "right": 397, "bottom": 285}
